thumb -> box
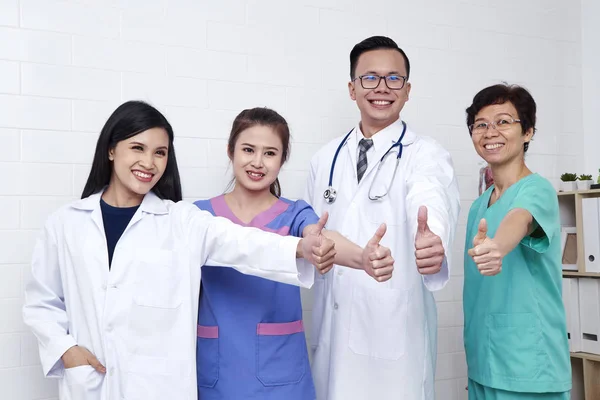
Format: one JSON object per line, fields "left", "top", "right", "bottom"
{"left": 417, "top": 206, "right": 430, "bottom": 234}
{"left": 368, "top": 223, "right": 387, "bottom": 247}
{"left": 87, "top": 353, "right": 106, "bottom": 374}
{"left": 474, "top": 218, "right": 488, "bottom": 244}
{"left": 314, "top": 212, "right": 328, "bottom": 234}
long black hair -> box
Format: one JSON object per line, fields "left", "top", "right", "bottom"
{"left": 81, "top": 100, "right": 182, "bottom": 201}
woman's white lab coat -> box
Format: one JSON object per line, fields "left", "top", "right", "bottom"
{"left": 304, "top": 120, "right": 460, "bottom": 400}
{"left": 22, "top": 190, "right": 313, "bottom": 400}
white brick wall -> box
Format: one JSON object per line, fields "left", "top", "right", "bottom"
{"left": 0, "top": 0, "right": 586, "bottom": 399}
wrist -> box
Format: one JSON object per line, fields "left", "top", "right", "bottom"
{"left": 296, "top": 239, "right": 303, "bottom": 259}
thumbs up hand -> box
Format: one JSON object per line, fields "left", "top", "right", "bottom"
{"left": 467, "top": 218, "right": 502, "bottom": 276}
{"left": 414, "top": 206, "right": 445, "bottom": 275}
{"left": 302, "top": 212, "right": 337, "bottom": 275}
{"left": 362, "top": 224, "right": 394, "bottom": 282}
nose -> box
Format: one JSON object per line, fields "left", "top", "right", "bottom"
{"left": 251, "top": 152, "right": 264, "bottom": 168}
{"left": 138, "top": 151, "right": 154, "bottom": 169}
{"left": 484, "top": 125, "right": 500, "bottom": 138}
{"left": 374, "top": 77, "right": 390, "bottom": 93}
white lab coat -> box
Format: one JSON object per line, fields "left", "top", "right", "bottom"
{"left": 304, "top": 120, "right": 460, "bottom": 400}
{"left": 22, "top": 190, "right": 313, "bottom": 400}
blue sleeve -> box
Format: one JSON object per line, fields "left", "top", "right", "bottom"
{"left": 289, "top": 200, "right": 320, "bottom": 238}
{"left": 194, "top": 199, "right": 215, "bottom": 215}
{"left": 508, "top": 176, "right": 559, "bottom": 253}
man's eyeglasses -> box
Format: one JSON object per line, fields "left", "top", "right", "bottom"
{"left": 353, "top": 74, "right": 408, "bottom": 90}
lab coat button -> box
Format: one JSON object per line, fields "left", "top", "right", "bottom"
{"left": 109, "top": 369, "right": 114, "bottom": 377}
{"left": 334, "top": 303, "right": 339, "bottom": 310}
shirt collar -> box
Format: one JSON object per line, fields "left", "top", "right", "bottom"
{"left": 71, "top": 188, "right": 169, "bottom": 215}
{"left": 353, "top": 119, "right": 416, "bottom": 150}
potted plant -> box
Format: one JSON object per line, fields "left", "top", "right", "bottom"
{"left": 560, "top": 173, "right": 577, "bottom": 192}
{"left": 577, "top": 174, "right": 593, "bottom": 191}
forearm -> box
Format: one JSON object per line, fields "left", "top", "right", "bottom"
{"left": 493, "top": 208, "right": 534, "bottom": 256}
{"left": 321, "top": 230, "right": 363, "bottom": 270}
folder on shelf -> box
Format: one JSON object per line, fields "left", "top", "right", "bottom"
{"left": 563, "top": 277, "right": 582, "bottom": 352}
{"left": 578, "top": 278, "right": 600, "bottom": 355}
{"left": 581, "top": 197, "right": 600, "bottom": 273}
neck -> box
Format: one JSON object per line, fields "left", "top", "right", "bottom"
{"left": 226, "top": 185, "right": 277, "bottom": 211}
{"left": 490, "top": 159, "right": 531, "bottom": 195}
{"left": 360, "top": 116, "right": 399, "bottom": 138}
{"left": 102, "top": 182, "right": 144, "bottom": 208}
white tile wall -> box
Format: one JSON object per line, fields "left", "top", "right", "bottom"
{"left": 0, "top": 0, "right": 587, "bottom": 398}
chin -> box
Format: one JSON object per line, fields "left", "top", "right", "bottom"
{"left": 128, "top": 181, "right": 155, "bottom": 197}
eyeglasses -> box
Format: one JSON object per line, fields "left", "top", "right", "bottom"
{"left": 469, "top": 117, "right": 521, "bottom": 135}
{"left": 353, "top": 74, "right": 408, "bottom": 90}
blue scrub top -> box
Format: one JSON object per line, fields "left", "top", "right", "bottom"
{"left": 194, "top": 195, "right": 319, "bottom": 400}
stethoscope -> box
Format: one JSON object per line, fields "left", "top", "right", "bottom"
{"left": 323, "top": 121, "right": 407, "bottom": 204}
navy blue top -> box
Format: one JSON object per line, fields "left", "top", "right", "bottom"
{"left": 100, "top": 198, "right": 139, "bottom": 268}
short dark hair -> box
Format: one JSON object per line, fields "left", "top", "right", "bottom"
{"left": 81, "top": 100, "right": 182, "bottom": 201}
{"left": 465, "top": 83, "right": 537, "bottom": 152}
{"left": 227, "top": 107, "right": 291, "bottom": 198}
{"left": 349, "top": 36, "right": 410, "bottom": 80}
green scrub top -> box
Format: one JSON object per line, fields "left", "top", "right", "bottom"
{"left": 463, "top": 173, "right": 571, "bottom": 393}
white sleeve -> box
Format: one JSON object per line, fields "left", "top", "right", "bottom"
{"left": 406, "top": 141, "right": 461, "bottom": 291}
{"left": 22, "top": 218, "right": 77, "bottom": 378}
{"left": 178, "top": 202, "right": 314, "bottom": 288}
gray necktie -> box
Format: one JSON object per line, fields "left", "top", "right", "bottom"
{"left": 357, "top": 138, "right": 373, "bottom": 183}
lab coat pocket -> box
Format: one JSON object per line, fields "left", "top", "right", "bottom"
{"left": 64, "top": 365, "right": 103, "bottom": 399}
{"left": 132, "top": 249, "right": 182, "bottom": 309}
{"left": 256, "top": 321, "right": 307, "bottom": 386}
{"left": 125, "top": 355, "right": 191, "bottom": 400}
{"left": 349, "top": 286, "right": 408, "bottom": 360}
{"left": 488, "top": 313, "right": 541, "bottom": 379}
{"left": 196, "top": 325, "right": 219, "bottom": 388}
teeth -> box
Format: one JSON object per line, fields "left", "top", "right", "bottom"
{"left": 485, "top": 143, "right": 503, "bottom": 150}
{"left": 133, "top": 171, "right": 152, "bottom": 179}
{"left": 247, "top": 172, "right": 264, "bottom": 177}
{"left": 371, "top": 100, "right": 391, "bottom": 105}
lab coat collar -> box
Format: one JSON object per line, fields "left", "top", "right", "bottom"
{"left": 71, "top": 189, "right": 169, "bottom": 215}
{"left": 353, "top": 119, "right": 416, "bottom": 149}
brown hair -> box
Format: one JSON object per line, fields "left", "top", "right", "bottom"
{"left": 227, "top": 107, "right": 291, "bottom": 197}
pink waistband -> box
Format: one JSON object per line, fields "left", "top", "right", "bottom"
{"left": 197, "top": 325, "right": 218, "bottom": 339}
{"left": 257, "top": 320, "right": 304, "bottom": 336}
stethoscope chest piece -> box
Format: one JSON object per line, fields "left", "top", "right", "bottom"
{"left": 323, "top": 187, "right": 337, "bottom": 204}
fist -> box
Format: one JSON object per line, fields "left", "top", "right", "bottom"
{"left": 362, "top": 224, "right": 394, "bottom": 282}
{"left": 414, "top": 206, "right": 445, "bottom": 275}
{"left": 468, "top": 218, "right": 502, "bottom": 276}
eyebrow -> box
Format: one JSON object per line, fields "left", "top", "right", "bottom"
{"left": 474, "top": 112, "right": 514, "bottom": 122}
{"left": 129, "top": 141, "right": 168, "bottom": 150}
{"left": 240, "top": 143, "right": 280, "bottom": 151}
{"left": 362, "top": 70, "right": 403, "bottom": 75}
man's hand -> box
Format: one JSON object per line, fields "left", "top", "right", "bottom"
{"left": 362, "top": 224, "right": 394, "bottom": 282}
{"left": 414, "top": 206, "right": 445, "bottom": 275}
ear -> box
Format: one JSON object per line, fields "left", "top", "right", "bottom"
{"left": 405, "top": 81, "right": 411, "bottom": 101}
{"left": 523, "top": 127, "right": 534, "bottom": 143}
{"left": 348, "top": 80, "right": 356, "bottom": 101}
{"left": 108, "top": 147, "right": 115, "bottom": 161}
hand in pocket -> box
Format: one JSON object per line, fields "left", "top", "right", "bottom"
{"left": 62, "top": 345, "right": 106, "bottom": 373}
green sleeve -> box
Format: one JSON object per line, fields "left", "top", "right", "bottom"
{"left": 508, "top": 176, "right": 559, "bottom": 253}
